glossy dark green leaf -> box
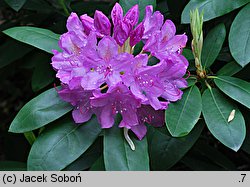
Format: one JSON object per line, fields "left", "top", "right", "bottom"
{"left": 182, "top": 49, "right": 194, "bottom": 61}
{"left": 149, "top": 121, "right": 204, "bottom": 170}
{"left": 229, "top": 3, "right": 250, "bottom": 67}
{"left": 104, "top": 125, "right": 149, "bottom": 171}
{"left": 217, "top": 61, "right": 242, "bottom": 76}
{"left": 4, "top": 0, "right": 27, "bottom": 11}
{"left": 63, "top": 138, "right": 102, "bottom": 171}
{"left": 202, "top": 88, "right": 246, "bottom": 151}
{"left": 28, "top": 117, "right": 102, "bottom": 171}
{"left": 120, "top": 0, "right": 156, "bottom": 22}
{"left": 9, "top": 88, "right": 73, "bottom": 133}
{"left": 217, "top": 47, "right": 234, "bottom": 62}
{"left": 181, "top": 0, "right": 250, "bottom": 23}
{"left": 31, "top": 55, "right": 55, "bottom": 92}
{"left": 214, "top": 76, "right": 250, "bottom": 109}
{"left": 202, "top": 23, "right": 226, "bottom": 68}
{"left": 186, "top": 77, "right": 197, "bottom": 88}
{"left": 3, "top": 26, "right": 60, "bottom": 54}
{"left": 90, "top": 156, "right": 105, "bottom": 171}
{"left": 0, "top": 40, "right": 32, "bottom": 69}
{"left": 166, "top": 86, "right": 201, "bottom": 137}
{"left": 0, "top": 161, "right": 27, "bottom": 171}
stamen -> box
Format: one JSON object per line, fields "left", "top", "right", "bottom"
{"left": 123, "top": 128, "right": 135, "bottom": 151}
{"left": 184, "top": 70, "right": 191, "bottom": 79}
{"left": 100, "top": 84, "right": 108, "bottom": 90}
{"left": 54, "top": 83, "right": 59, "bottom": 92}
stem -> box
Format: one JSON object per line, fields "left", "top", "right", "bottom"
{"left": 207, "top": 75, "right": 217, "bottom": 79}
{"left": 205, "top": 80, "right": 212, "bottom": 90}
{"left": 24, "top": 131, "right": 36, "bottom": 145}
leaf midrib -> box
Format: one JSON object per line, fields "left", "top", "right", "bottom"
{"left": 217, "top": 77, "right": 250, "bottom": 95}
{"left": 208, "top": 89, "right": 237, "bottom": 149}
{"left": 172, "top": 86, "right": 194, "bottom": 135}
{"left": 32, "top": 125, "right": 80, "bottom": 170}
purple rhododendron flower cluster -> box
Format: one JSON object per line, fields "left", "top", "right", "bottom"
{"left": 51, "top": 3, "right": 188, "bottom": 140}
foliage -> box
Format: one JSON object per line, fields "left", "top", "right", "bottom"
{"left": 1, "top": 0, "right": 250, "bottom": 171}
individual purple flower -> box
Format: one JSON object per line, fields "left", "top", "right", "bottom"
{"left": 66, "top": 12, "right": 87, "bottom": 41}
{"left": 90, "top": 83, "right": 141, "bottom": 129}
{"left": 142, "top": 5, "right": 164, "bottom": 41}
{"left": 131, "top": 105, "right": 165, "bottom": 140}
{"left": 58, "top": 85, "right": 94, "bottom": 123}
{"left": 123, "top": 54, "right": 169, "bottom": 110}
{"left": 143, "top": 20, "right": 187, "bottom": 61}
{"left": 158, "top": 56, "right": 188, "bottom": 102}
{"left": 51, "top": 32, "right": 86, "bottom": 88}
{"left": 81, "top": 35, "right": 134, "bottom": 90}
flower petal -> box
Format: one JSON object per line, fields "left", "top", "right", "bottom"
{"left": 131, "top": 124, "right": 147, "bottom": 140}
{"left": 97, "top": 36, "right": 118, "bottom": 61}
{"left": 100, "top": 105, "right": 115, "bottom": 128}
{"left": 72, "top": 107, "right": 92, "bottom": 123}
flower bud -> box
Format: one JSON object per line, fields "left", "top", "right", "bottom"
{"left": 130, "top": 22, "right": 144, "bottom": 47}
{"left": 94, "top": 10, "right": 111, "bottom": 36}
{"left": 124, "top": 4, "right": 139, "bottom": 27}
{"left": 80, "top": 14, "right": 95, "bottom": 35}
{"left": 111, "top": 3, "right": 123, "bottom": 25}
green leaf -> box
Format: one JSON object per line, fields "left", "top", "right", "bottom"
{"left": 229, "top": 3, "right": 250, "bottom": 67}
{"left": 63, "top": 138, "right": 102, "bottom": 171}
{"left": 104, "top": 125, "right": 149, "bottom": 171}
{"left": 186, "top": 77, "right": 197, "bottom": 88}
{"left": 4, "top": 0, "right": 27, "bottom": 11}
{"left": 0, "top": 161, "right": 27, "bottom": 171}
{"left": 120, "top": 0, "right": 156, "bottom": 22}
{"left": 0, "top": 40, "right": 32, "bottom": 69}
{"left": 9, "top": 87, "right": 73, "bottom": 133}
{"left": 149, "top": 121, "right": 204, "bottom": 170}
{"left": 3, "top": 26, "right": 60, "bottom": 54}
{"left": 165, "top": 86, "right": 202, "bottom": 137}
{"left": 214, "top": 76, "right": 250, "bottom": 109}
{"left": 217, "top": 61, "right": 242, "bottom": 76}
{"left": 202, "top": 88, "right": 246, "bottom": 151}
{"left": 90, "top": 156, "right": 105, "bottom": 171}
{"left": 31, "top": 54, "right": 55, "bottom": 92}
{"left": 187, "top": 77, "right": 197, "bottom": 88}
{"left": 202, "top": 23, "right": 226, "bottom": 68}
{"left": 181, "top": 0, "right": 250, "bottom": 23}
{"left": 182, "top": 49, "right": 194, "bottom": 61}
{"left": 28, "top": 117, "right": 102, "bottom": 171}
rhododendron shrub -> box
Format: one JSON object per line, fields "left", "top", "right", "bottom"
{"left": 3, "top": 0, "right": 250, "bottom": 171}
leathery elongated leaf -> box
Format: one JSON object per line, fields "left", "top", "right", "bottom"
{"left": 202, "top": 88, "right": 246, "bottom": 151}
